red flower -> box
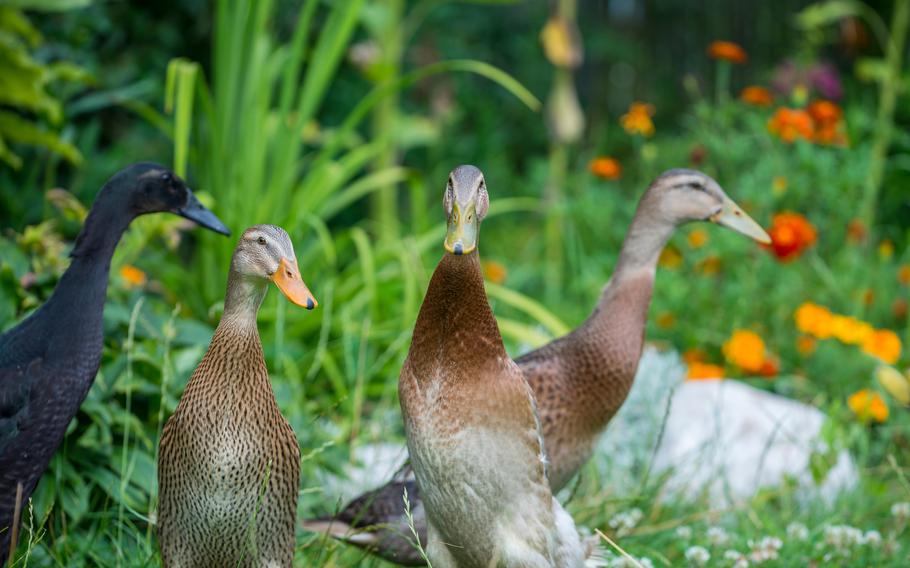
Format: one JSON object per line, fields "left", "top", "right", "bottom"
{"left": 765, "top": 212, "right": 817, "bottom": 262}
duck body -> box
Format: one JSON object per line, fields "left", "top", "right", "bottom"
{"left": 157, "top": 319, "right": 300, "bottom": 567}
{"left": 0, "top": 163, "right": 228, "bottom": 559}
{"left": 401, "top": 250, "right": 585, "bottom": 568}
{"left": 158, "top": 225, "right": 315, "bottom": 568}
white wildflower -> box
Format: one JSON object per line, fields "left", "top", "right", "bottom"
{"left": 823, "top": 524, "right": 863, "bottom": 551}
{"left": 609, "top": 556, "right": 653, "bottom": 568}
{"left": 608, "top": 508, "right": 644, "bottom": 536}
{"left": 676, "top": 526, "right": 693, "bottom": 540}
{"left": 685, "top": 545, "right": 710, "bottom": 566}
{"left": 723, "top": 549, "right": 749, "bottom": 568}
{"left": 747, "top": 536, "right": 782, "bottom": 563}
{"left": 786, "top": 522, "right": 809, "bottom": 541}
{"left": 862, "top": 530, "right": 882, "bottom": 547}
{"left": 707, "top": 526, "right": 730, "bottom": 546}
{"left": 892, "top": 502, "right": 910, "bottom": 522}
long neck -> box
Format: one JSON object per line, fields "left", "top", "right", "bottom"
{"left": 407, "top": 252, "right": 506, "bottom": 385}
{"left": 219, "top": 270, "right": 269, "bottom": 334}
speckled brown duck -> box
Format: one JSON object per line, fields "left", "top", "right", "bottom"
{"left": 399, "top": 165, "right": 594, "bottom": 567}
{"left": 157, "top": 225, "right": 316, "bottom": 567}
{"left": 306, "top": 169, "right": 770, "bottom": 566}
{"left": 0, "top": 163, "right": 228, "bottom": 562}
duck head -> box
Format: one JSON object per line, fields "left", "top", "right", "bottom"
{"left": 642, "top": 169, "right": 770, "bottom": 243}
{"left": 114, "top": 162, "right": 230, "bottom": 235}
{"left": 443, "top": 165, "right": 489, "bottom": 255}
{"left": 231, "top": 225, "right": 317, "bottom": 310}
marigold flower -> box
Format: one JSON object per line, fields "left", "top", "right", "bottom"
{"left": 682, "top": 348, "right": 707, "bottom": 364}
{"left": 723, "top": 330, "right": 767, "bottom": 373}
{"left": 740, "top": 86, "right": 773, "bottom": 106}
{"left": 862, "top": 329, "right": 901, "bottom": 364}
{"left": 814, "top": 123, "right": 848, "bottom": 146}
{"left": 899, "top": 264, "right": 910, "bottom": 285}
{"left": 656, "top": 312, "right": 676, "bottom": 329}
{"left": 765, "top": 212, "right": 817, "bottom": 262}
{"left": 687, "top": 229, "right": 709, "bottom": 249}
{"left": 759, "top": 356, "right": 779, "bottom": 378}
{"left": 687, "top": 361, "right": 725, "bottom": 381}
{"left": 708, "top": 41, "right": 747, "bottom": 64}
{"left": 620, "top": 102, "right": 655, "bottom": 137}
{"left": 892, "top": 298, "right": 908, "bottom": 320}
{"left": 589, "top": 157, "right": 622, "bottom": 180}
{"left": 848, "top": 389, "right": 889, "bottom": 422}
{"left": 807, "top": 100, "right": 842, "bottom": 125}
{"left": 796, "top": 335, "right": 817, "bottom": 355}
{"left": 120, "top": 265, "right": 147, "bottom": 288}
{"left": 767, "top": 108, "right": 814, "bottom": 143}
{"left": 862, "top": 289, "right": 875, "bottom": 307}
{"left": 831, "top": 315, "right": 873, "bottom": 345}
{"left": 795, "top": 302, "right": 834, "bottom": 338}
{"left": 697, "top": 255, "right": 721, "bottom": 275}
{"left": 482, "top": 260, "right": 507, "bottom": 284}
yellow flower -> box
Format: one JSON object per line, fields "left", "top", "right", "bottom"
{"left": 687, "top": 362, "right": 725, "bottom": 381}
{"left": 540, "top": 16, "right": 582, "bottom": 68}
{"left": 861, "top": 329, "right": 901, "bottom": 364}
{"left": 658, "top": 245, "right": 682, "bottom": 269}
{"left": 848, "top": 389, "right": 889, "bottom": 423}
{"left": 120, "top": 265, "right": 147, "bottom": 288}
{"left": 772, "top": 176, "right": 788, "bottom": 196}
{"left": 723, "top": 330, "right": 767, "bottom": 373}
{"left": 620, "top": 102, "right": 655, "bottom": 137}
{"left": 794, "top": 302, "right": 834, "bottom": 339}
{"left": 875, "top": 365, "right": 910, "bottom": 405}
{"left": 879, "top": 239, "right": 894, "bottom": 259}
{"left": 830, "top": 315, "right": 873, "bottom": 345}
{"left": 687, "top": 229, "right": 709, "bottom": 249}
{"left": 482, "top": 260, "right": 508, "bottom": 284}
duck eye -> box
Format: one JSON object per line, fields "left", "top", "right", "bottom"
{"left": 257, "top": 237, "right": 267, "bottom": 245}
{"left": 161, "top": 172, "right": 172, "bottom": 183}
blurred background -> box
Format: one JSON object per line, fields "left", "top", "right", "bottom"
{"left": 2, "top": 0, "right": 910, "bottom": 565}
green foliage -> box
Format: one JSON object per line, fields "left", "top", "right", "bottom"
{"left": 0, "top": 2, "right": 89, "bottom": 169}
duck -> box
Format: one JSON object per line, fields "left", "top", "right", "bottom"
{"left": 399, "top": 165, "right": 594, "bottom": 567}
{"left": 157, "top": 225, "right": 316, "bottom": 567}
{"left": 0, "top": 163, "right": 229, "bottom": 560}
{"left": 304, "top": 168, "right": 770, "bottom": 566}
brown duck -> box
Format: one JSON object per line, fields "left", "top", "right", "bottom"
{"left": 157, "top": 225, "right": 316, "bottom": 567}
{"left": 304, "top": 169, "right": 770, "bottom": 566}
{"left": 400, "top": 165, "right": 594, "bottom": 567}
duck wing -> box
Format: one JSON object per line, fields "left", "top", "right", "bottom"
{"left": 0, "top": 358, "right": 42, "bottom": 454}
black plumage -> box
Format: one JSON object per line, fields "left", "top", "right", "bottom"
{"left": 0, "top": 162, "right": 229, "bottom": 559}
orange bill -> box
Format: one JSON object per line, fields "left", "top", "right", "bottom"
{"left": 271, "top": 257, "right": 317, "bottom": 310}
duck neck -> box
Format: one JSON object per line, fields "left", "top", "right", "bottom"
{"left": 219, "top": 270, "right": 269, "bottom": 335}
{"left": 408, "top": 251, "right": 506, "bottom": 384}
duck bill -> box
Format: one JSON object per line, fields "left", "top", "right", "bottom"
{"left": 444, "top": 205, "right": 478, "bottom": 255}
{"left": 271, "top": 257, "right": 317, "bottom": 310}
{"left": 710, "top": 197, "right": 771, "bottom": 244}
{"left": 175, "top": 190, "right": 231, "bottom": 236}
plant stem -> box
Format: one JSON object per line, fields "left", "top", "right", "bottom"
{"left": 860, "top": 0, "right": 910, "bottom": 229}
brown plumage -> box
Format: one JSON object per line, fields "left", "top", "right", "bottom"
{"left": 400, "top": 166, "right": 590, "bottom": 567}
{"left": 157, "top": 225, "right": 316, "bottom": 567}
{"left": 305, "top": 168, "right": 770, "bottom": 565}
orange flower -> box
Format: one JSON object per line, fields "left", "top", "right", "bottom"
{"left": 589, "top": 157, "right": 622, "bottom": 180}
{"left": 687, "top": 361, "right": 725, "bottom": 381}
{"left": 682, "top": 348, "right": 707, "bottom": 364}
{"left": 120, "top": 265, "right": 147, "bottom": 288}
{"left": 830, "top": 315, "right": 873, "bottom": 345}
{"left": 687, "top": 229, "right": 709, "bottom": 249}
{"left": 846, "top": 218, "right": 867, "bottom": 243}
{"left": 899, "top": 264, "right": 910, "bottom": 285}
{"left": 862, "top": 329, "right": 901, "bottom": 364}
{"left": 656, "top": 312, "right": 676, "bottom": 329}
{"left": 893, "top": 298, "right": 908, "bottom": 321}
{"left": 797, "top": 335, "right": 817, "bottom": 355}
{"left": 696, "top": 255, "right": 721, "bottom": 275}
{"left": 807, "top": 100, "right": 842, "bottom": 126}
{"left": 723, "top": 330, "right": 767, "bottom": 373}
{"left": 759, "top": 356, "right": 780, "bottom": 378}
{"left": 848, "top": 389, "right": 889, "bottom": 422}
{"left": 862, "top": 289, "right": 875, "bottom": 307}
{"left": 740, "top": 86, "right": 773, "bottom": 106}
{"left": 814, "top": 123, "right": 848, "bottom": 146}
{"left": 708, "top": 40, "right": 747, "bottom": 64}
{"left": 795, "top": 302, "right": 834, "bottom": 339}
{"left": 765, "top": 212, "right": 817, "bottom": 262}
{"left": 767, "top": 108, "right": 814, "bottom": 143}
{"left": 482, "top": 260, "right": 508, "bottom": 284}
{"left": 620, "top": 102, "right": 655, "bottom": 137}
